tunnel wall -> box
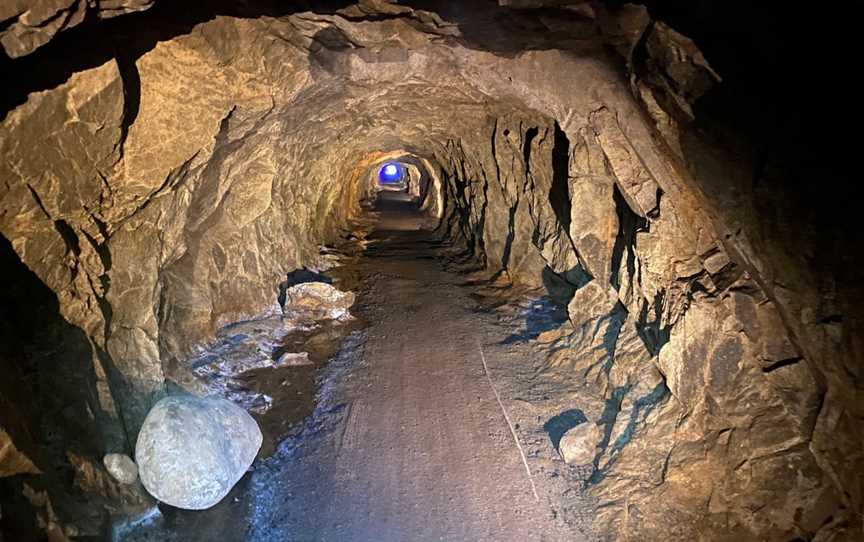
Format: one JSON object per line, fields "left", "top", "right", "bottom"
{"left": 429, "top": 106, "right": 841, "bottom": 541}
{"left": 0, "top": 8, "right": 503, "bottom": 447}
{"left": 0, "top": 17, "right": 374, "bottom": 444}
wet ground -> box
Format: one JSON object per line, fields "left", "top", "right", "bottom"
{"left": 125, "top": 191, "right": 597, "bottom": 541}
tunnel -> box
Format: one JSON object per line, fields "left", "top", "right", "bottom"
{"left": 0, "top": 1, "right": 860, "bottom": 541}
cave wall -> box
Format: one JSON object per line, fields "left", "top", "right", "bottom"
{"left": 0, "top": 5, "right": 525, "bottom": 442}
{"left": 2, "top": 16, "right": 331, "bottom": 445}
{"left": 1, "top": 1, "right": 859, "bottom": 540}
{"left": 426, "top": 93, "right": 842, "bottom": 541}
{"left": 0, "top": 0, "right": 155, "bottom": 58}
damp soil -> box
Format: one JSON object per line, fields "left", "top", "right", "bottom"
{"left": 125, "top": 191, "right": 597, "bottom": 541}
{"left": 241, "top": 316, "right": 366, "bottom": 456}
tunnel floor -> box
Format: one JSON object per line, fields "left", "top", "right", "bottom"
{"left": 127, "top": 191, "right": 594, "bottom": 541}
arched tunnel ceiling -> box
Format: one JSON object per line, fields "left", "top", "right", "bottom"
{"left": 0, "top": 1, "right": 861, "bottom": 541}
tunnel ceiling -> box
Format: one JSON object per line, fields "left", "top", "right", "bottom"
{"left": 1, "top": 1, "right": 861, "bottom": 541}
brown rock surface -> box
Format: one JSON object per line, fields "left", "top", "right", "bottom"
{"left": 0, "top": 0, "right": 154, "bottom": 58}
{"left": 0, "top": 428, "right": 40, "bottom": 477}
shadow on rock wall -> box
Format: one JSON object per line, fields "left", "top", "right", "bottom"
{"left": 0, "top": 235, "right": 122, "bottom": 539}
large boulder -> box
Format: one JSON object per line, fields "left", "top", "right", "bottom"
{"left": 282, "top": 282, "right": 355, "bottom": 321}
{"left": 135, "top": 396, "right": 262, "bottom": 510}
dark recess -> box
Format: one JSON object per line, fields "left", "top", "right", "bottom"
{"left": 0, "top": 236, "right": 104, "bottom": 541}
{"left": 549, "top": 122, "right": 572, "bottom": 232}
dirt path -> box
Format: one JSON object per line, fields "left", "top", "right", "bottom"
{"left": 253, "top": 193, "right": 585, "bottom": 540}
{"left": 128, "top": 192, "right": 590, "bottom": 541}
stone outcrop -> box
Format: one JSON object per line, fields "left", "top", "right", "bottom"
{"left": 0, "top": 1, "right": 859, "bottom": 540}
{"left": 0, "top": 428, "right": 40, "bottom": 477}
{"left": 428, "top": 78, "right": 849, "bottom": 539}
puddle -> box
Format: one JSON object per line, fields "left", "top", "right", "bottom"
{"left": 187, "top": 314, "right": 366, "bottom": 457}
{"left": 240, "top": 317, "right": 365, "bottom": 456}
{"left": 185, "top": 218, "right": 373, "bottom": 458}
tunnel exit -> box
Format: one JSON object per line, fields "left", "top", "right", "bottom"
{"left": 378, "top": 162, "right": 403, "bottom": 186}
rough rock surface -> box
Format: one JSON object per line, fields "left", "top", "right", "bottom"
{"left": 134, "top": 396, "right": 262, "bottom": 510}
{"left": 0, "top": 0, "right": 154, "bottom": 58}
{"left": 0, "top": 1, "right": 860, "bottom": 540}
{"left": 282, "top": 282, "right": 355, "bottom": 321}
{"left": 276, "top": 352, "right": 312, "bottom": 366}
{"left": 0, "top": 428, "right": 39, "bottom": 476}
{"left": 103, "top": 453, "right": 138, "bottom": 485}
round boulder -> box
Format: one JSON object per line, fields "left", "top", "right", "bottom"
{"left": 135, "top": 395, "right": 262, "bottom": 510}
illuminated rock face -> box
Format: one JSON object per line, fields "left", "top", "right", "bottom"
{"left": 0, "top": 0, "right": 155, "bottom": 58}
{"left": 0, "top": 1, "right": 860, "bottom": 541}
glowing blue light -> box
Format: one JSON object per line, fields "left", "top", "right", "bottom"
{"left": 378, "top": 162, "right": 402, "bottom": 184}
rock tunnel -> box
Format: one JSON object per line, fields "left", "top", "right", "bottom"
{"left": 0, "top": 1, "right": 860, "bottom": 540}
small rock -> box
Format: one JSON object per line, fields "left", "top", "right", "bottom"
{"left": 103, "top": 453, "right": 138, "bottom": 485}
{"left": 135, "top": 395, "right": 262, "bottom": 510}
{"left": 282, "top": 282, "right": 355, "bottom": 321}
{"left": 558, "top": 423, "right": 603, "bottom": 465}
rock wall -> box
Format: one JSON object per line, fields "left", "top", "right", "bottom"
{"left": 430, "top": 102, "right": 847, "bottom": 540}
{"left": 1, "top": 1, "right": 859, "bottom": 540}
{"left": 0, "top": 2, "right": 532, "bottom": 449}
{"left": 0, "top": 0, "right": 154, "bottom": 58}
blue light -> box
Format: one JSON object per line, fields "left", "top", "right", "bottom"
{"left": 378, "top": 162, "right": 402, "bottom": 184}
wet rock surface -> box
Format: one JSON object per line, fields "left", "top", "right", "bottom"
{"left": 181, "top": 227, "right": 370, "bottom": 458}
{"left": 135, "top": 396, "right": 262, "bottom": 510}
{"left": 103, "top": 453, "right": 138, "bottom": 485}
{"left": 282, "top": 282, "right": 355, "bottom": 322}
